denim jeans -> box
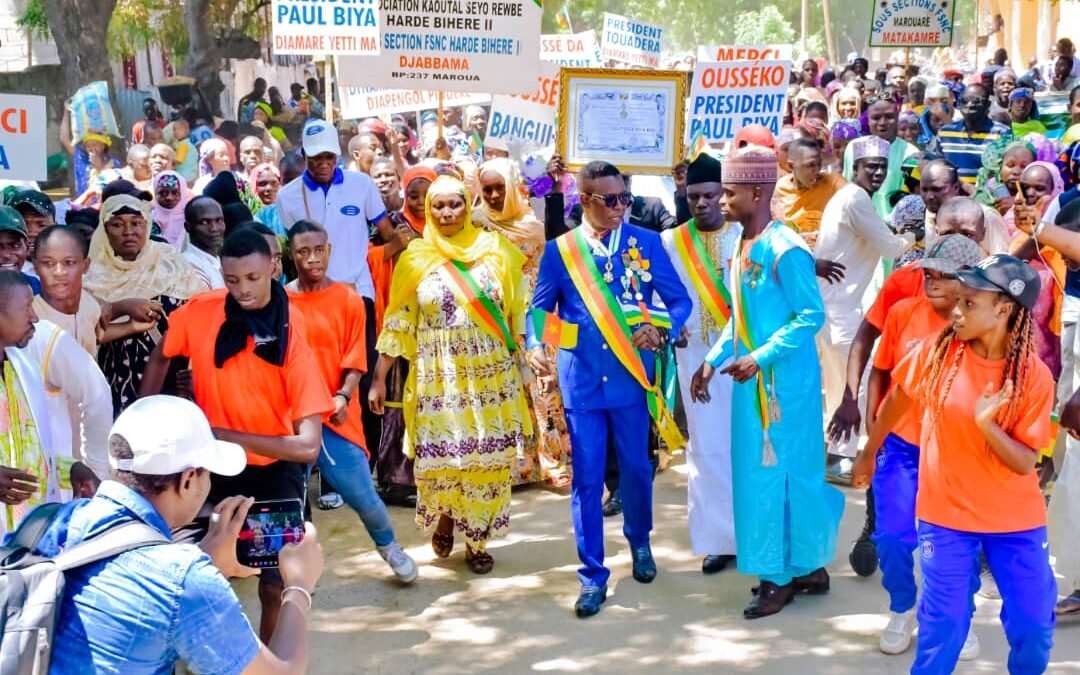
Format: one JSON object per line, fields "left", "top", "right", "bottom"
{"left": 320, "top": 427, "right": 396, "bottom": 547}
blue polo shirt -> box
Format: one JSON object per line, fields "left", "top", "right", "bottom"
{"left": 36, "top": 481, "right": 260, "bottom": 675}
{"left": 928, "top": 117, "right": 1012, "bottom": 185}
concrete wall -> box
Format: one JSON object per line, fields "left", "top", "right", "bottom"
{"left": 0, "top": 0, "right": 60, "bottom": 72}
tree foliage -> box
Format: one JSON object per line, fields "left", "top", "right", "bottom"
{"left": 16, "top": 0, "right": 51, "bottom": 41}
{"left": 103, "top": 0, "right": 270, "bottom": 63}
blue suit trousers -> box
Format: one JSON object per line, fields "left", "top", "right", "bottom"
{"left": 565, "top": 405, "right": 653, "bottom": 587}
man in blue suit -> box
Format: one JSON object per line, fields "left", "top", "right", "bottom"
{"left": 527, "top": 161, "right": 692, "bottom": 618}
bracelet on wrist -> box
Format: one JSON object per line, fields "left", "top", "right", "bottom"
{"left": 1033, "top": 220, "right": 1046, "bottom": 239}
{"left": 281, "top": 585, "right": 314, "bottom": 610}
{"left": 334, "top": 391, "right": 350, "bottom": 402}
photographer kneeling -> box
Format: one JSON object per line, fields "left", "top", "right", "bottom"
{"left": 34, "top": 395, "right": 324, "bottom": 674}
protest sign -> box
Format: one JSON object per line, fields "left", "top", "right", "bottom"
{"left": 869, "top": 0, "right": 955, "bottom": 48}
{"left": 541, "top": 31, "right": 603, "bottom": 67}
{"left": 485, "top": 61, "right": 561, "bottom": 152}
{"left": 337, "top": 84, "right": 490, "bottom": 118}
{"left": 272, "top": 0, "right": 379, "bottom": 55}
{"left": 687, "top": 60, "right": 789, "bottom": 142}
{"left": 336, "top": 0, "right": 542, "bottom": 94}
{"left": 0, "top": 94, "right": 46, "bottom": 182}
{"left": 696, "top": 44, "right": 794, "bottom": 63}
{"left": 600, "top": 13, "right": 664, "bottom": 69}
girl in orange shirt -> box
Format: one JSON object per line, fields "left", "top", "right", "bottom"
{"left": 854, "top": 254, "right": 1057, "bottom": 675}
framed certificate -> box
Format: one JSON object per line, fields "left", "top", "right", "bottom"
{"left": 558, "top": 68, "right": 688, "bottom": 175}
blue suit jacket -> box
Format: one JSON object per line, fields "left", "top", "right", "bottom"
{"left": 528, "top": 223, "right": 691, "bottom": 411}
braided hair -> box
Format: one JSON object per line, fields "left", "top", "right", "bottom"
{"left": 921, "top": 298, "right": 1035, "bottom": 431}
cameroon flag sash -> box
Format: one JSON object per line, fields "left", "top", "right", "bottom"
{"left": 731, "top": 237, "right": 777, "bottom": 466}
{"left": 441, "top": 260, "right": 516, "bottom": 352}
{"left": 556, "top": 229, "right": 685, "bottom": 449}
{"left": 672, "top": 221, "right": 732, "bottom": 330}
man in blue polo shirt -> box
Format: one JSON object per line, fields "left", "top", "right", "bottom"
{"left": 926, "top": 84, "right": 1012, "bottom": 186}
{"left": 277, "top": 119, "right": 402, "bottom": 463}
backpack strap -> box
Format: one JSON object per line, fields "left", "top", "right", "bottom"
{"left": 53, "top": 521, "right": 170, "bottom": 572}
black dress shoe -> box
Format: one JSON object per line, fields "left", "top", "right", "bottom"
{"left": 850, "top": 488, "right": 879, "bottom": 577}
{"left": 743, "top": 581, "right": 795, "bottom": 619}
{"left": 702, "top": 554, "right": 736, "bottom": 574}
{"left": 632, "top": 545, "right": 657, "bottom": 583}
{"left": 793, "top": 568, "right": 830, "bottom": 594}
{"left": 575, "top": 584, "right": 608, "bottom": 618}
{"left": 602, "top": 490, "right": 623, "bottom": 517}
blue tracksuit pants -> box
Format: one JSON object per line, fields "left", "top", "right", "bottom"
{"left": 872, "top": 433, "right": 921, "bottom": 613}
{"left": 912, "top": 522, "right": 1056, "bottom": 675}
{"left": 565, "top": 405, "right": 653, "bottom": 588}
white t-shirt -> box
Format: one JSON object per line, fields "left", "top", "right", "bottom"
{"left": 183, "top": 244, "right": 225, "bottom": 290}
{"left": 815, "top": 183, "right": 913, "bottom": 345}
{"left": 276, "top": 169, "right": 386, "bottom": 300}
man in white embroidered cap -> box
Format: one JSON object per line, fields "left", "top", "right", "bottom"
{"left": 816, "top": 135, "right": 918, "bottom": 481}
{"left": 33, "top": 395, "right": 326, "bottom": 674}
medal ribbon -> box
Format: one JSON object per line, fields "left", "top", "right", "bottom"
{"left": 556, "top": 229, "right": 685, "bottom": 449}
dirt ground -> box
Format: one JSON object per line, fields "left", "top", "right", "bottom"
{"left": 235, "top": 460, "right": 1080, "bottom": 674}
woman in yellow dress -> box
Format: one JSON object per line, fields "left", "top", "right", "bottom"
{"left": 369, "top": 175, "right": 531, "bottom": 574}
{"left": 474, "top": 157, "right": 572, "bottom": 487}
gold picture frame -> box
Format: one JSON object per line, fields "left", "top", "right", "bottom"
{"left": 557, "top": 68, "right": 687, "bottom": 175}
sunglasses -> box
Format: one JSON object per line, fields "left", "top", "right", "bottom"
{"left": 582, "top": 191, "right": 633, "bottom": 209}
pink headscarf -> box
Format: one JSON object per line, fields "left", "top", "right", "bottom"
{"left": 249, "top": 163, "right": 281, "bottom": 206}
{"left": 1004, "top": 161, "right": 1065, "bottom": 237}
{"left": 151, "top": 170, "right": 190, "bottom": 248}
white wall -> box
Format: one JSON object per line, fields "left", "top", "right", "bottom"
{"left": 0, "top": 0, "right": 59, "bottom": 72}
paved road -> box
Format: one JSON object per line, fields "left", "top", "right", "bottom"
{"left": 236, "top": 461, "right": 1080, "bottom": 674}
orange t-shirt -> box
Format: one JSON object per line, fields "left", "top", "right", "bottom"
{"left": 864, "top": 263, "right": 924, "bottom": 331}
{"left": 872, "top": 294, "right": 950, "bottom": 445}
{"left": 367, "top": 244, "right": 391, "bottom": 332}
{"left": 163, "top": 289, "right": 335, "bottom": 467}
{"left": 893, "top": 339, "right": 1054, "bottom": 533}
{"left": 287, "top": 283, "right": 369, "bottom": 454}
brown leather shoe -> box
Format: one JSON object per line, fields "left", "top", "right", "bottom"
{"left": 793, "top": 568, "right": 830, "bottom": 594}
{"left": 743, "top": 581, "right": 795, "bottom": 619}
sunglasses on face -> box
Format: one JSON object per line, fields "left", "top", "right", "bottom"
{"left": 582, "top": 191, "right": 633, "bottom": 208}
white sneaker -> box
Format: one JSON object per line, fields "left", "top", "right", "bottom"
{"left": 977, "top": 569, "right": 1000, "bottom": 599}
{"left": 378, "top": 542, "right": 418, "bottom": 584}
{"left": 959, "top": 625, "right": 981, "bottom": 661}
{"left": 879, "top": 610, "right": 918, "bottom": 655}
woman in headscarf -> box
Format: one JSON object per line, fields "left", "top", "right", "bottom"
{"left": 827, "top": 119, "right": 860, "bottom": 173}
{"left": 85, "top": 194, "right": 208, "bottom": 412}
{"left": 1009, "top": 88, "right": 1047, "bottom": 137}
{"left": 151, "top": 170, "right": 191, "bottom": 248}
{"left": 897, "top": 110, "right": 922, "bottom": 146}
{"left": 368, "top": 164, "right": 438, "bottom": 507}
{"left": 192, "top": 137, "right": 233, "bottom": 195}
{"left": 251, "top": 163, "right": 286, "bottom": 237}
{"left": 976, "top": 138, "right": 1036, "bottom": 215}
{"left": 474, "top": 158, "right": 571, "bottom": 487}
{"left": 369, "top": 175, "right": 531, "bottom": 574}
{"left": 1010, "top": 161, "right": 1067, "bottom": 378}
{"left": 829, "top": 86, "right": 862, "bottom": 126}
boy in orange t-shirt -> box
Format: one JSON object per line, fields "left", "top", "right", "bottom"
{"left": 854, "top": 255, "right": 1057, "bottom": 675}
{"left": 140, "top": 228, "right": 333, "bottom": 641}
{"left": 286, "top": 220, "right": 417, "bottom": 584}
{"left": 861, "top": 235, "right": 981, "bottom": 657}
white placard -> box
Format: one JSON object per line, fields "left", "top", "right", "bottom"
{"left": 272, "top": 0, "right": 380, "bottom": 55}
{"left": 688, "top": 60, "right": 789, "bottom": 142}
{"left": 869, "top": 0, "right": 955, "bottom": 48}
{"left": 600, "top": 12, "right": 663, "bottom": 69}
{"left": 0, "top": 94, "right": 46, "bottom": 182}
{"left": 541, "top": 31, "right": 602, "bottom": 67}
{"left": 337, "top": 0, "right": 542, "bottom": 94}
{"left": 485, "top": 61, "right": 560, "bottom": 151}
{"left": 337, "top": 85, "right": 490, "bottom": 118}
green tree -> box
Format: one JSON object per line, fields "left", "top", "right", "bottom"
{"left": 732, "top": 5, "right": 796, "bottom": 45}
{"left": 16, "top": 0, "right": 50, "bottom": 41}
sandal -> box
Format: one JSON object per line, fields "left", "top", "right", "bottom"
{"left": 465, "top": 547, "right": 494, "bottom": 575}
{"left": 429, "top": 516, "right": 451, "bottom": 557}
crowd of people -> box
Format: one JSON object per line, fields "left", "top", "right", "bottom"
{"left": 4, "top": 37, "right": 1080, "bottom": 674}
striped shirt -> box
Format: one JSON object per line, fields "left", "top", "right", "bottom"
{"left": 927, "top": 118, "right": 1012, "bottom": 185}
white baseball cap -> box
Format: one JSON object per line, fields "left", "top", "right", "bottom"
{"left": 109, "top": 395, "right": 247, "bottom": 476}
{"left": 301, "top": 118, "right": 339, "bottom": 158}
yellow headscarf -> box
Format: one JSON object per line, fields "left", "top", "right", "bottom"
{"left": 85, "top": 194, "right": 209, "bottom": 302}
{"left": 472, "top": 158, "right": 545, "bottom": 251}
{"left": 385, "top": 176, "right": 526, "bottom": 324}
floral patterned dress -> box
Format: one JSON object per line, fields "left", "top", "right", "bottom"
{"left": 377, "top": 262, "right": 528, "bottom": 549}
{"left": 507, "top": 234, "right": 572, "bottom": 486}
